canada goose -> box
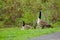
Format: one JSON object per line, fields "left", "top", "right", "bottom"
{"left": 37, "top": 11, "right": 53, "bottom": 29}
{"left": 21, "top": 21, "right": 32, "bottom": 30}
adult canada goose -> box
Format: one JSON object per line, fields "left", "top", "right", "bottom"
{"left": 21, "top": 21, "right": 32, "bottom": 30}
{"left": 37, "top": 11, "right": 53, "bottom": 29}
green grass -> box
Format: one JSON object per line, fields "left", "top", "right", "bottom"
{"left": 0, "top": 28, "right": 60, "bottom": 40}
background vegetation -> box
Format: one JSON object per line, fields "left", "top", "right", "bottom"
{"left": 0, "top": 0, "right": 60, "bottom": 27}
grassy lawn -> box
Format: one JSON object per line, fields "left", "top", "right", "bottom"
{"left": 0, "top": 28, "right": 60, "bottom": 40}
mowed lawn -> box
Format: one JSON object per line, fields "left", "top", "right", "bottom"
{"left": 0, "top": 28, "right": 60, "bottom": 40}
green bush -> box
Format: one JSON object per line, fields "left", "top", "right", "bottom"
{"left": 0, "top": 0, "right": 60, "bottom": 27}
{"left": 0, "top": 0, "right": 2, "bottom": 9}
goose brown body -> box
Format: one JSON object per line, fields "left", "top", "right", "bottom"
{"left": 39, "top": 20, "right": 52, "bottom": 29}
{"left": 21, "top": 25, "right": 32, "bottom": 30}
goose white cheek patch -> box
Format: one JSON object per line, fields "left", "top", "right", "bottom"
{"left": 37, "top": 18, "right": 41, "bottom": 25}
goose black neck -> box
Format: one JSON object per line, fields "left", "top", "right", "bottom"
{"left": 23, "top": 21, "right": 25, "bottom": 26}
{"left": 39, "top": 11, "right": 41, "bottom": 19}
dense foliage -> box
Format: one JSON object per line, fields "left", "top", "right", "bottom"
{"left": 0, "top": 0, "right": 60, "bottom": 27}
